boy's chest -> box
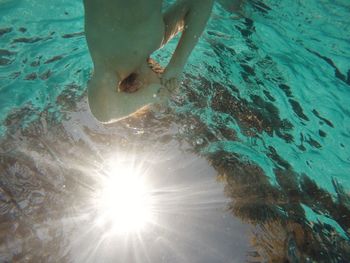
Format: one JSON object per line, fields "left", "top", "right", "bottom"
{"left": 84, "top": 0, "right": 163, "bottom": 26}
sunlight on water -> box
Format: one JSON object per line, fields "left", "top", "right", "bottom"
{"left": 93, "top": 157, "right": 156, "bottom": 234}
{"left": 60, "top": 147, "right": 244, "bottom": 263}
{"left": 52, "top": 144, "right": 248, "bottom": 262}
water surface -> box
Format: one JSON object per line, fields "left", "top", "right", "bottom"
{"left": 0, "top": 0, "right": 350, "bottom": 262}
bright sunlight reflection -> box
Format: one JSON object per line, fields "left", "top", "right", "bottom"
{"left": 94, "top": 159, "right": 155, "bottom": 234}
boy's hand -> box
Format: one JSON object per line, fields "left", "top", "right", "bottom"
{"left": 161, "top": 67, "right": 182, "bottom": 94}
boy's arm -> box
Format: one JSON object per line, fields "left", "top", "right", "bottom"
{"left": 162, "top": 0, "right": 214, "bottom": 91}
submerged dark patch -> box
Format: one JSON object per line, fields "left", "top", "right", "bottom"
{"left": 44, "top": 55, "right": 63, "bottom": 64}
{"left": 0, "top": 57, "right": 13, "bottom": 66}
{"left": 12, "top": 37, "right": 44, "bottom": 44}
{"left": 306, "top": 48, "right": 350, "bottom": 86}
{"left": 62, "top": 32, "right": 84, "bottom": 39}
{"left": 250, "top": 0, "right": 272, "bottom": 14}
{"left": 289, "top": 99, "right": 309, "bottom": 121}
{"left": 312, "top": 109, "right": 334, "bottom": 128}
{"left": 0, "top": 27, "right": 12, "bottom": 37}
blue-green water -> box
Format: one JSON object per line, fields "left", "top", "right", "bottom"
{"left": 0, "top": 0, "right": 349, "bottom": 262}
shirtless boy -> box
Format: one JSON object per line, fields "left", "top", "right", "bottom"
{"left": 83, "top": 0, "right": 214, "bottom": 123}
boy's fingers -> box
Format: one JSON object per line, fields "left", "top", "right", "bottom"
{"left": 169, "top": 79, "right": 175, "bottom": 91}
{"left": 168, "top": 79, "right": 178, "bottom": 92}
{"left": 161, "top": 78, "right": 180, "bottom": 96}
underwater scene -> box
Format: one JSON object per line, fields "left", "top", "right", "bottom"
{"left": 0, "top": 0, "right": 350, "bottom": 262}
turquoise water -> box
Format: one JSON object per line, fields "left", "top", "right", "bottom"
{"left": 1, "top": 0, "right": 350, "bottom": 262}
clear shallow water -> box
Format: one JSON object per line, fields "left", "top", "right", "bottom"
{"left": 1, "top": 0, "right": 350, "bottom": 262}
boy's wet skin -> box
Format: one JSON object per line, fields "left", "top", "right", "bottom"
{"left": 83, "top": 0, "right": 214, "bottom": 123}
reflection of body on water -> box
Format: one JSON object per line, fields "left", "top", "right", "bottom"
{"left": 1, "top": 71, "right": 349, "bottom": 261}
{"left": 0, "top": 99, "right": 252, "bottom": 262}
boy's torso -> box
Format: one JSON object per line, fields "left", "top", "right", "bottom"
{"left": 83, "top": 0, "right": 165, "bottom": 77}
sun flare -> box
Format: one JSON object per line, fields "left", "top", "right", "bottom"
{"left": 94, "top": 160, "right": 155, "bottom": 234}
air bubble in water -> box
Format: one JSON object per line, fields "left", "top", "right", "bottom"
{"left": 196, "top": 138, "right": 204, "bottom": 145}
{"left": 179, "top": 125, "right": 187, "bottom": 134}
